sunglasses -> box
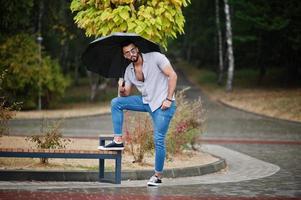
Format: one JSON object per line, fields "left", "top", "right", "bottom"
{"left": 123, "top": 47, "right": 138, "bottom": 58}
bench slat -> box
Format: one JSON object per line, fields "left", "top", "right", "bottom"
{"left": 0, "top": 148, "right": 117, "bottom": 155}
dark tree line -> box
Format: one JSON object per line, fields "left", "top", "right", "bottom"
{"left": 0, "top": 0, "right": 92, "bottom": 109}
{"left": 1, "top": 0, "right": 300, "bottom": 107}
{"left": 0, "top": 0, "right": 90, "bottom": 80}
{"left": 173, "top": 0, "right": 301, "bottom": 87}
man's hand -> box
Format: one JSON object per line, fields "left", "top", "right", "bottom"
{"left": 118, "top": 78, "right": 131, "bottom": 96}
{"left": 118, "top": 78, "right": 125, "bottom": 95}
{"left": 161, "top": 99, "right": 172, "bottom": 110}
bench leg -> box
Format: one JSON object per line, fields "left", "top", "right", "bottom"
{"left": 99, "top": 159, "right": 105, "bottom": 180}
{"left": 115, "top": 152, "right": 122, "bottom": 184}
{"left": 99, "top": 138, "right": 106, "bottom": 180}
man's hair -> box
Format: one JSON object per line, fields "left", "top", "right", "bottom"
{"left": 120, "top": 40, "right": 136, "bottom": 48}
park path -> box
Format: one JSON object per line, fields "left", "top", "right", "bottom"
{"left": 4, "top": 67, "right": 301, "bottom": 199}
{"left": 8, "top": 69, "right": 301, "bottom": 142}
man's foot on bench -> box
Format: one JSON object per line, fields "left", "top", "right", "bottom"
{"left": 98, "top": 141, "right": 124, "bottom": 151}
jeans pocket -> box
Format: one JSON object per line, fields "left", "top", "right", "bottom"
{"left": 162, "top": 105, "right": 176, "bottom": 118}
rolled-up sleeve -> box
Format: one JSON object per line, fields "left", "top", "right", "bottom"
{"left": 155, "top": 52, "right": 171, "bottom": 71}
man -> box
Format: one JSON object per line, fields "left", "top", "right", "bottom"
{"left": 99, "top": 41, "right": 177, "bottom": 186}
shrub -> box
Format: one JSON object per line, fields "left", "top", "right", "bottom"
{"left": 123, "top": 88, "right": 205, "bottom": 162}
{"left": 0, "top": 34, "right": 70, "bottom": 109}
{"left": 0, "top": 70, "right": 21, "bottom": 136}
{"left": 123, "top": 111, "right": 154, "bottom": 163}
{"left": 26, "top": 119, "right": 71, "bottom": 164}
{"left": 166, "top": 87, "right": 205, "bottom": 155}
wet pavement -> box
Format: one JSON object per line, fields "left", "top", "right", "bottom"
{"left": 3, "top": 69, "right": 301, "bottom": 199}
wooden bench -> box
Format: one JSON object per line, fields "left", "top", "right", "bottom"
{"left": 0, "top": 136, "right": 122, "bottom": 184}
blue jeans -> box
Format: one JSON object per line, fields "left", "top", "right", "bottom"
{"left": 111, "top": 95, "right": 176, "bottom": 173}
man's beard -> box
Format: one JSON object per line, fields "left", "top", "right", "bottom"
{"left": 128, "top": 54, "right": 139, "bottom": 63}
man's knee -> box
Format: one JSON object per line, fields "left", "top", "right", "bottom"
{"left": 111, "top": 97, "right": 121, "bottom": 109}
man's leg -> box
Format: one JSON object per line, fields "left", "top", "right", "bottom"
{"left": 147, "top": 103, "right": 176, "bottom": 186}
{"left": 99, "top": 95, "right": 148, "bottom": 150}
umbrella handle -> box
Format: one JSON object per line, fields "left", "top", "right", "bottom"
{"left": 117, "top": 78, "right": 125, "bottom": 97}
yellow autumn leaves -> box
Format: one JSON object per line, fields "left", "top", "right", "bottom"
{"left": 71, "top": 0, "right": 190, "bottom": 49}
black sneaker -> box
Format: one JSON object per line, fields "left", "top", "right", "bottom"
{"left": 98, "top": 141, "right": 124, "bottom": 150}
{"left": 147, "top": 175, "right": 162, "bottom": 186}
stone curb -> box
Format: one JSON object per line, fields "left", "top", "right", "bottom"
{"left": 14, "top": 110, "right": 111, "bottom": 120}
{"left": 0, "top": 157, "right": 226, "bottom": 182}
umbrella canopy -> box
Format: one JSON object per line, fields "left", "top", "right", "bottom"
{"left": 82, "top": 32, "right": 161, "bottom": 78}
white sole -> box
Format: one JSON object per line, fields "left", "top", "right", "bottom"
{"left": 147, "top": 182, "right": 161, "bottom": 186}
{"left": 98, "top": 146, "right": 124, "bottom": 151}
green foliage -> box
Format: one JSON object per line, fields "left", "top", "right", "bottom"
{"left": 0, "top": 0, "right": 34, "bottom": 39}
{"left": 0, "top": 71, "right": 21, "bottom": 136}
{"left": 124, "top": 112, "right": 154, "bottom": 163}
{"left": 0, "top": 34, "right": 70, "bottom": 109}
{"left": 231, "top": 0, "right": 289, "bottom": 44}
{"left": 26, "top": 119, "right": 71, "bottom": 164}
{"left": 170, "top": 0, "right": 216, "bottom": 63}
{"left": 167, "top": 88, "right": 204, "bottom": 155}
{"left": 123, "top": 88, "right": 205, "bottom": 162}
{"left": 70, "top": 0, "right": 190, "bottom": 48}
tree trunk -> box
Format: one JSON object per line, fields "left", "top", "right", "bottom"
{"left": 215, "top": 0, "right": 224, "bottom": 85}
{"left": 37, "top": 0, "right": 44, "bottom": 110}
{"left": 73, "top": 55, "right": 80, "bottom": 85}
{"left": 87, "top": 71, "right": 109, "bottom": 101}
{"left": 183, "top": 25, "right": 193, "bottom": 62}
{"left": 186, "top": 44, "right": 192, "bottom": 62}
{"left": 257, "top": 38, "right": 266, "bottom": 85}
{"left": 224, "top": 0, "right": 235, "bottom": 92}
{"left": 87, "top": 71, "right": 100, "bottom": 101}
{"left": 60, "top": 44, "right": 69, "bottom": 73}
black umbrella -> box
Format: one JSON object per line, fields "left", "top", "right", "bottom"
{"left": 82, "top": 32, "right": 161, "bottom": 78}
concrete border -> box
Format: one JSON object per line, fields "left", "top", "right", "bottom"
{"left": 0, "top": 157, "right": 226, "bottom": 182}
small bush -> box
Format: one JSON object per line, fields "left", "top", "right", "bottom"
{"left": 0, "top": 70, "right": 21, "bottom": 136}
{"left": 26, "top": 119, "right": 71, "bottom": 164}
{"left": 123, "top": 88, "right": 205, "bottom": 162}
{"left": 167, "top": 87, "right": 205, "bottom": 155}
{"left": 123, "top": 112, "right": 154, "bottom": 163}
{"left": 0, "top": 34, "right": 70, "bottom": 109}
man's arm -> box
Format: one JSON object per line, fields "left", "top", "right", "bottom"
{"left": 118, "top": 79, "right": 132, "bottom": 96}
{"left": 161, "top": 64, "right": 177, "bottom": 109}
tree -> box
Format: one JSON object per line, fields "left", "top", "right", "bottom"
{"left": 70, "top": 0, "right": 190, "bottom": 49}
{"left": 0, "top": 34, "right": 69, "bottom": 109}
{"left": 215, "top": 0, "right": 224, "bottom": 85}
{"left": 0, "top": 71, "right": 21, "bottom": 136}
{"left": 230, "top": 0, "right": 291, "bottom": 83}
{"left": 0, "top": 0, "right": 34, "bottom": 40}
{"left": 172, "top": 0, "right": 216, "bottom": 66}
{"left": 224, "top": 0, "right": 235, "bottom": 91}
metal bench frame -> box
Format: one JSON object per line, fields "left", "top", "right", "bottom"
{"left": 0, "top": 136, "right": 122, "bottom": 184}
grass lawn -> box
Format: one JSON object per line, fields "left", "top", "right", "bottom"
{"left": 175, "top": 60, "right": 301, "bottom": 122}
{"left": 14, "top": 78, "right": 118, "bottom": 118}
{"left": 54, "top": 78, "right": 117, "bottom": 109}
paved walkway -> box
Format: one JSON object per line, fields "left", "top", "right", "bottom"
{"left": 0, "top": 144, "right": 280, "bottom": 188}
{"left": 3, "top": 68, "right": 301, "bottom": 199}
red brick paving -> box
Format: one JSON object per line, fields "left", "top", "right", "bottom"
{"left": 0, "top": 191, "right": 300, "bottom": 200}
